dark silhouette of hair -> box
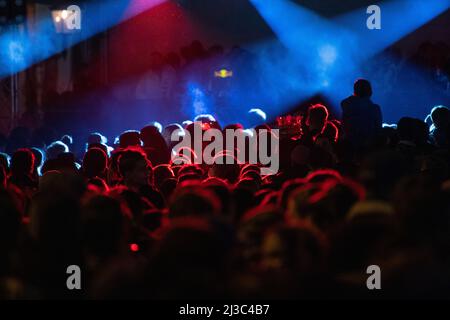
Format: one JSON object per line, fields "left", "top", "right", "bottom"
{"left": 119, "top": 131, "right": 141, "bottom": 149}
{"left": 61, "top": 135, "right": 73, "bottom": 150}
{"left": 118, "top": 148, "right": 151, "bottom": 179}
{"left": 169, "top": 187, "right": 220, "bottom": 219}
{"left": 153, "top": 164, "right": 175, "bottom": 190}
{"left": 88, "top": 132, "right": 107, "bottom": 145}
{"left": 430, "top": 106, "right": 450, "bottom": 128}
{"left": 10, "top": 148, "right": 35, "bottom": 177}
{"left": 140, "top": 125, "right": 170, "bottom": 165}
{"left": 353, "top": 79, "right": 372, "bottom": 97}
{"left": 46, "top": 141, "right": 68, "bottom": 160}
{"left": 83, "top": 147, "right": 108, "bottom": 179}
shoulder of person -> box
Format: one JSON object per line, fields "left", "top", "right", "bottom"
{"left": 341, "top": 96, "right": 354, "bottom": 107}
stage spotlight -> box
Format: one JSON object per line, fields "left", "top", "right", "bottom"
{"left": 214, "top": 69, "right": 233, "bottom": 78}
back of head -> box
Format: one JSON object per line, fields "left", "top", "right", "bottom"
{"left": 140, "top": 124, "right": 167, "bottom": 150}
{"left": 83, "top": 147, "right": 108, "bottom": 179}
{"left": 118, "top": 148, "right": 152, "bottom": 189}
{"left": 247, "top": 108, "right": 267, "bottom": 127}
{"left": 46, "top": 141, "right": 69, "bottom": 160}
{"left": 169, "top": 186, "right": 220, "bottom": 219}
{"left": 354, "top": 79, "right": 372, "bottom": 98}
{"left": 209, "top": 155, "right": 240, "bottom": 184}
{"left": 163, "top": 123, "right": 183, "bottom": 138}
{"left": 307, "top": 104, "right": 329, "bottom": 129}
{"left": 430, "top": 105, "right": 450, "bottom": 128}
{"left": 11, "top": 148, "right": 34, "bottom": 177}
{"left": 87, "top": 142, "right": 110, "bottom": 157}
{"left": 153, "top": 164, "right": 175, "bottom": 188}
{"left": 61, "top": 135, "right": 73, "bottom": 148}
{"left": 119, "top": 130, "right": 141, "bottom": 149}
{"left": 87, "top": 132, "right": 107, "bottom": 145}
{"left": 194, "top": 114, "right": 216, "bottom": 123}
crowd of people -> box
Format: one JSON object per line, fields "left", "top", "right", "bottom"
{"left": 1, "top": 76, "right": 450, "bottom": 299}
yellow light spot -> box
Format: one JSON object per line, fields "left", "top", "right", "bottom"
{"left": 214, "top": 69, "right": 233, "bottom": 78}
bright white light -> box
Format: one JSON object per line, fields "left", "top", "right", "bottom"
{"left": 61, "top": 10, "right": 68, "bottom": 19}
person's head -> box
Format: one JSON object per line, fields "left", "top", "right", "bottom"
{"left": 140, "top": 124, "right": 164, "bottom": 147}
{"left": 83, "top": 147, "right": 108, "bottom": 179}
{"left": 306, "top": 104, "right": 329, "bottom": 132}
{"left": 153, "top": 164, "right": 175, "bottom": 190}
{"left": 46, "top": 141, "right": 69, "bottom": 160}
{"left": 430, "top": 105, "right": 450, "bottom": 129}
{"left": 322, "top": 121, "right": 339, "bottom": 143}
{"left": 88, "top": 132, "right": 107, "bottom": 145}
{"left": 209, "top": 155, "right": 240, "bottom": 184}
{"left": 240, "top": 164, "right": 260, "bottom": 177}
{"left": 238, "top": 205, "right": 284, "bottom": 266}
{"left": 87, "top": 142, "right": 111, "bottom": 157}
{"left": 10, "top": 148, "right": 35, "bottom": 177}
{"left": 306, "top": 169, "right": 342, "bottom": 183}
{"left": 169, "top": 186, "right": 220, "bottom": 219}
{"left": 160, "top": 178, "right": 177, "bottom": 202}
{"left": 261, "top": 223, "right": 328, "bottom": 274}
{"left": 202, "top": 178, "right": 231, "bottom": 215}
{"left": 142, "top": 209, "right": 163, "bottom": 233}
{"left": 162, "top": 123, "right": 184, "bottom": 150}
{"left": 87, "top": 176, "right": 109, "bottom": 193}
{"left": 194, "top": 114, "right": 216, "bottom": 124}
{"left": 61, "top": 135, "right": 73, "bottom": 150}
{"left": 353, "top": 78, "right": 372, "bottom": 98}
{"left": 119, "top": 130, "right": 141, "bottom": 149}
{"left": 118, "top": 148, "right": 152, "bottom": 189}
{"left": 247, "top": 108, "right": 267, "bottom": 128}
